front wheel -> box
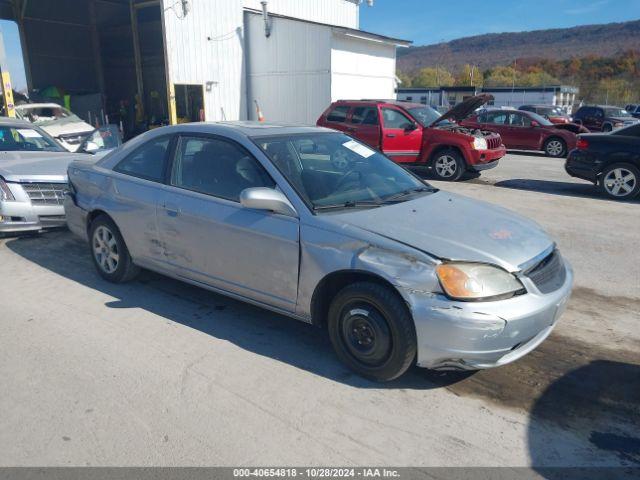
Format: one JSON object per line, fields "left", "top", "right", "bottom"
{"left": 544, "top": 137, "right": 567, "bottom": 157}
{"left": 89, "top": 215, "right": 140, "bottom": 283}
{"left": 599, "top": 163, "right": 640, "bottom": 200}
{"left": 431, "top": 150, "right": 465, "bottom": 181}
{"left": 603, "top": 123, "right": 613, "bottom": 133}
{"left": 328, "top": 282, "right": 417, "bottom": 382}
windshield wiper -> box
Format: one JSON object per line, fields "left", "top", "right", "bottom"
{"left": 382, "top": 186, "right": 433, "bottom": 203}
{"left": 313, "top": 200, "right": 383, "bottom": 211}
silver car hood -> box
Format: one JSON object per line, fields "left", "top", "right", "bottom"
{"left": 329, "top": 191, "right": 553, "bottom": 272}
{"left": 0, "top": 151, "right": 83, "bottom": 182}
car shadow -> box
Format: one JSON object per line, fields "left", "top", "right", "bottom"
{"left": 493, "top": 178, "right": 640, "bottom": 203}
{"left": 528, "top": 360, "right": 640, "bottom": 473}
{"left": 5, "top": 231, "right": 474, "bottom": 390}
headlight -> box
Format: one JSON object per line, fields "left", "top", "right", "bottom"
{"left": 436, "top": 262, "right": 524, "bottom": 301}
{"left": 472, "top": 137, "right": 488, "bottom": 150}
{"left": 0, "top": 177, "right": 15, "bottom": 201}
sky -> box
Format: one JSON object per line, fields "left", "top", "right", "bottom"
{"left": 0, "top": 20, "right": 26, "bottom": 92}
{"left": 360, "top": 0, "right": 640, "bottom": 46}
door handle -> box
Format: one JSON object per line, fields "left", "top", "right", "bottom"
{"left": 386, "top": 133, "right": 396, "bottom": 138}
{"left": 163, "top": 203, "right": 180, "bottom": 217}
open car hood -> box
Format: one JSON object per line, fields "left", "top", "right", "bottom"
{"left": 430, "top": 94, "right": 494, "bottom": 126}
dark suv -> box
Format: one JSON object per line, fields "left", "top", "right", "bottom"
{"left": 572, "top": 105, "right": 639, "bottom": 132}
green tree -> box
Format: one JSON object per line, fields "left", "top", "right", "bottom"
{"left": 397, "top": 71, "right": 413, "bottom": 88}
{"left": 455, "top": 64, "right": 483, "bottom": 86}
{"left": 412, "top": 67, "right": 454, "bottom": 87}
{"left": 484, "top": 66, "right": 518, "bottom": 87}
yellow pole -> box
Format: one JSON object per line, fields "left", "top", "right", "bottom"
{"left": 1, "top": 70, "right": 15, "bottom": 117}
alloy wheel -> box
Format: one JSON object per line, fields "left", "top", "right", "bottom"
{"left": 435, "top": 155, "right": 458, "bottom": 178}
{"left": 603, "top": 167, "right": 637, "bottom": 197}
{"left": 546, "top": 140, "right": 564, "bottom": 156}
{"left": 93, "top": 225, "right": 119, "bottom": 274}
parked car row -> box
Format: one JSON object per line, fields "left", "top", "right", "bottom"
{"left": 8, "top": 94, "right": 637, "bottom": 382}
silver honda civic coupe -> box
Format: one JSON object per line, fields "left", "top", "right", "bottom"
{"left": 65, "top": 122, "right": 573, "bottom": 381}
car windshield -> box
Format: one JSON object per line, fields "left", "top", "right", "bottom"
{"left": 16, "top": 105, "right": 82, "bottom": 126}
{"left": 604, "top": 107, "right": 631, "bottom": 118}
{"left": 407, "top": 106, "right": 446, "bottom": 126}
{"left": 0, "top": 125, "right": 65, "bottom": 152}
{"left": 527, "top": 112, "right": 554, "bottom": 126}
{"left": 255, "top": 132, "right": 436, "bottom": 211}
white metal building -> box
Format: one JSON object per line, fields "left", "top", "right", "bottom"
{"left": 0, "top": 0, "right": 410, "bottom": 129}
{"left": 164, "top": 0, "right": 409, "bottom": 125}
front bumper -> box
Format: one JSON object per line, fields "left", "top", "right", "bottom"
{"left": 407, "top": 258, "right": 573, "bottom": 370}
{"left": 0, "top": 200, "right": 66, "bottom": 233}
{"left": 467, "top": 145, "right": 506, "bottom": 167}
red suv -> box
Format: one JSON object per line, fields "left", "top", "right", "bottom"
{"left": 317, "top": 94, "right": 506, "bottom": 181}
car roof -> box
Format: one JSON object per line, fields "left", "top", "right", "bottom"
{"left": 15, "top": 103, "right": 64, "bottom": 109}
{"left": 335, "top": 99, "right": 425, "bottom": 109}
{"left": 0, "top": 116, "right": 39, "bottom": 127}
{"left": 164, "top": 121, "right": 336, "bottom": 138}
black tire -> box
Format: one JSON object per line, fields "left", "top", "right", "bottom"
{"left": 603, "top": 123, "right": 613, "bottom": 133}
{"left": 598, "top": 163, "right": 640, "bottom": 200}
{"left": 430, "top": 149, "right": 465, "bottom": 181}
{"left": 327, "top": 282, "right": 417, "bottom": 382}
{"left": 88, "top": 214, "right": 140, "bottom": 283}
{"left": 543, "top": 137, "right": 567, "bottom": 158}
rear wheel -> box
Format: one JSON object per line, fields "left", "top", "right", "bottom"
{"left": 599, "top": 163, "right": 640, "bottom": 200}
{"left": 543, "top": 137, "right": 567, "bottom": 157}
{"left": 89, "top": 215, "right": 140, "bottom": 282}
{"left": 328, "top": 282, "right": 417, "bottom": 382}
{"left": 431, "top": 150, "right": 465, "bottom": 181}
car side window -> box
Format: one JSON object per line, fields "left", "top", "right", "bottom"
{"left": 170, "top": 136, "right": 275, "bottom": 202}
{"left": 486, "top": 112, "right": 509, "bottom": 125}
{"left": 350, "top": 107, "right": 379, "bottom": 126}
{"left": 326, "top": 106, "right": 350, "bottom": 123}
{"left": 114, "top": 136, "right": 171, "bottom": 182}
{"left": 381, "top": 108, "right": 414, "bottom": 129}
{"left": 594, "top": 109, "right": 604, "bottom": 119}
{"left": 509, "top": 113, "right": 531, "bottom": 127}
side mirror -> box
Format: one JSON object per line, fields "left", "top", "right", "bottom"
{"left": 83, "top": 141, "right": 100, "bottom": 153}
{"left": 530, "top": 120, "right": 540, "bottom": 127}
{"left": 404, "top": 123, "right": 418, "bottom": 132}
{"left": 240, "top": 187, "right": 298, "bottom": 218}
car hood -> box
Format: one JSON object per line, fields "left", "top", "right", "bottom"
{"left": 39, "top": 121, "right": 94, "bottom": 138}
{"left": 328, "top": 191, "right": 553, "bottom": 272}
{"left": 431, "top": 94, "right": 494, "bottom": 126}
{"left": 0, "top": 151, "right": 83, "bottom": 182}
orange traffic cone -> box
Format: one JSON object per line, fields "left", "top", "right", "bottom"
{"left": 254, "top": 100, "right": 265, "bottom": 122}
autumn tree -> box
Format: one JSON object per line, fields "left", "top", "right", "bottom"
{"left": 412, "top": 67, "right": 454, "bottom": 87}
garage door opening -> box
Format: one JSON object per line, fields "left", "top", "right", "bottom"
{"left": 0, "top": 0, "right": 170, "bottom": 139}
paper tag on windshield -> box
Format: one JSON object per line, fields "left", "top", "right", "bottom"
{"left": 342, "top": 140, "right": 375, "bottom": 158}
{"left": 17, "top": 129, "right": 42, "bottom": 138}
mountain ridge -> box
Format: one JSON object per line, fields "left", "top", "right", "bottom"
{"left": 397, "top": 19, "right": 640, "bottom": 73}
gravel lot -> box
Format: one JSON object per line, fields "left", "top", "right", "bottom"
{"left": 0, "top": 152, "right": 638, "bottom": 467}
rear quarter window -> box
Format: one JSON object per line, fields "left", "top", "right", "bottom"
{"left": 326, "top": 106, "right": 350, "bottom": 123}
